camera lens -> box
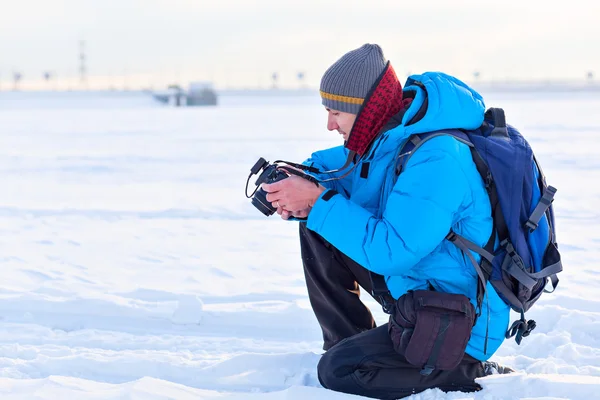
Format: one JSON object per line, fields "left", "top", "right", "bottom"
{"left": 251, "top": 188, "right": 276, "bottom": 216}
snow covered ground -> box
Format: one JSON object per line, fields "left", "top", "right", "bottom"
{"left": 0, "top": 89, "right": 599, "bottom": 399}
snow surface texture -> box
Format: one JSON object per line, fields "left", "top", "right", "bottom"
{"left": 0, "top": 90, "right": 599, "bottom": 399}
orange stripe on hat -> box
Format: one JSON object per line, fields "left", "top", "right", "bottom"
{"left": 319, "top": 91, "right": 364, "bottom": 105}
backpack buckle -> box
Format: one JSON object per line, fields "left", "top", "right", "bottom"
{"left": 525, "top": 220, "right": 538, "bottom": 231}
{"left": 485, "top": 172, "right": 494, "bottom": 189}
{"left": 525, "top": 185, "right": 557, "bottom": 232}
{"left": 501, "top": 239, "right": 526, "bottom": 271}
{"left": 380, "top": 296, "right": 394, "bottom": 315}
{"left": 522, "top": 319, "right": 537, "bottom": 337}
{"left": 445, "top": 231, "right": 457, "bottom": 242}
{"left": 506, "top": 312, "right": 537, "bottom": 344}
{"left": 420, "top": 365, "right": 435, "bottom": 376}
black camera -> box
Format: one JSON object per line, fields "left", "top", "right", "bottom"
{"left": 246, "top": 158, "right": 289, "bottom": 216}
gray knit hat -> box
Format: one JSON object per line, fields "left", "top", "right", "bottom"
{"left": 320, "top": 44, "right": 387, "bottom": 114}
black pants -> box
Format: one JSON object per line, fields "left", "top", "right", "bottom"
{"left": 299, "top": 224, "right": 486, "bottom": 399}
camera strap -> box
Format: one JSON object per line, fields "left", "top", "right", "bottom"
{"left": 273, "top": 160, "right": 321, "bottom": 174}
{"left": 275, "top": 150, "right": 357, "bottom": 177}
{"left": 277, "top": 166, "right": 320, "bottom": 186}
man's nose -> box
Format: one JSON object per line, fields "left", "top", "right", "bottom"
{"left": 327, "top": 116, "right": 338, "bottom": 131}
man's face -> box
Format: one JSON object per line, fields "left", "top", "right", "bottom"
{"left": 326, "top": 108, "right": 357, "bottom": 142}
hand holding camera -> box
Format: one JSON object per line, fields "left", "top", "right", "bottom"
{"left": 245, "top": 158, "right": 325, "bottom": 218}
{"left": 263, "top": 175, "right": 325, "bottom": 214}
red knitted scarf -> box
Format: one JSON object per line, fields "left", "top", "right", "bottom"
{"left": 345, "top": 63, "right": 408, "bottom": 156}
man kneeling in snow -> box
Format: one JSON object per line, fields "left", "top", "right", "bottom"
{"left": 262, "top": 44, "right": 513, "bottom": 399}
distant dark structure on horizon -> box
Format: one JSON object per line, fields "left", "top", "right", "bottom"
{"left": 297, "top": 71, "right": 307, "bottom": 88}
{"left": 271, "top": 72, "right": 278, "bottom": 89}
{"left": 12, "top": 72, "right": 22, "bottom": 91}
{"left": 79, "top": 40, "right": 87, "bottom": 88}
{"left": 151, "top": 82, "right": 218, "bottom": 107}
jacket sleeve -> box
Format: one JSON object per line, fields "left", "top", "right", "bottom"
{"left": 306, "top": 138, "right": 471, "bottom": 276}
{"left": 302, "top": 146, "right": 352, "bottom": 194}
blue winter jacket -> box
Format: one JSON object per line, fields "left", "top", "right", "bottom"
{"left": 303, "top": 72, "right": 510, "bottom": 360}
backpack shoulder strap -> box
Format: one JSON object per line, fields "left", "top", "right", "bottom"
{"left": 395, "top": 130, "right": 473, "bottom": 176}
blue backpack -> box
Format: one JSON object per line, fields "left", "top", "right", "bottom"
{"left": 392, "top": 107, "right": 563, "bottom": 346}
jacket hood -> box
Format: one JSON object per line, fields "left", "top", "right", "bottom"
{"left": 401, "top": 72, "right": 486, "bottom": 135}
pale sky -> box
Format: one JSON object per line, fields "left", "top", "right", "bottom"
{"left": 0, "top": 0, "right": 599, "bottom": 90}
